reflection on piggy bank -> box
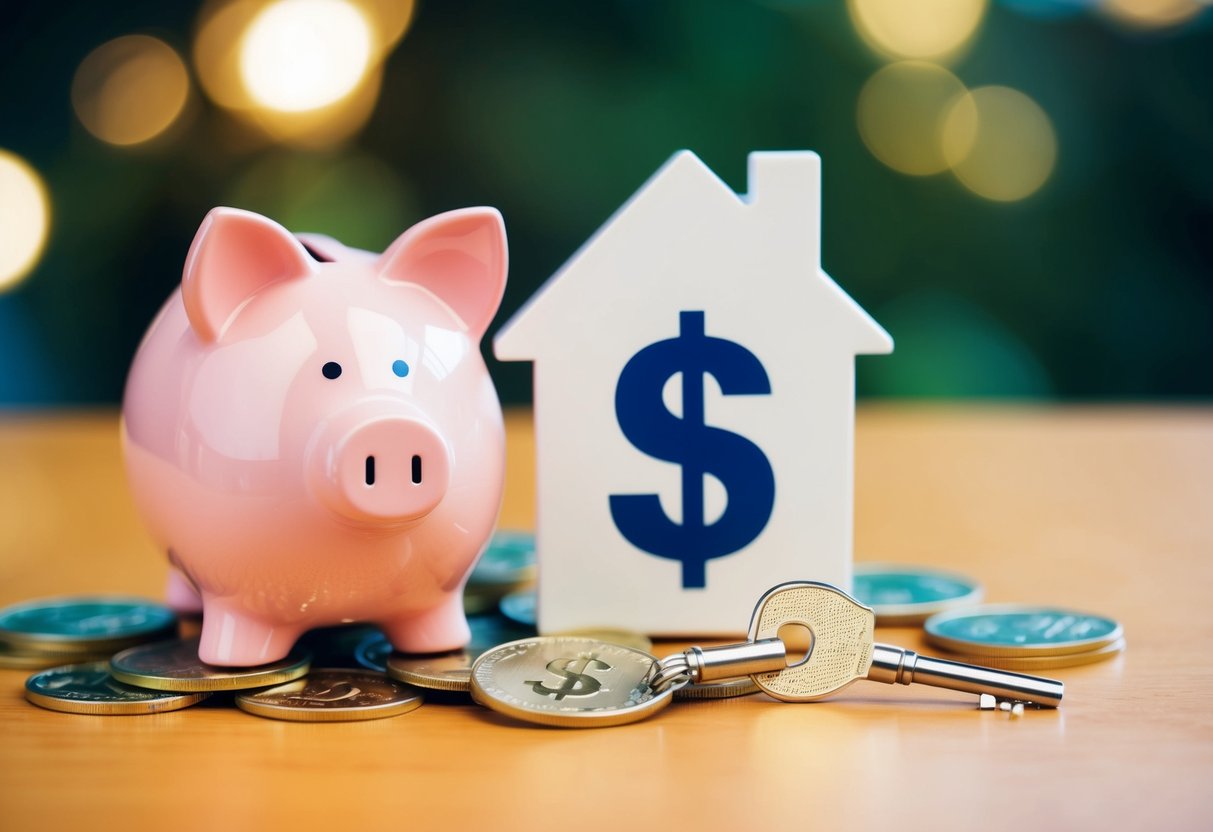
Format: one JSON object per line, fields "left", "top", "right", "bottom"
{"left": 122, "top": 206, "right": 508, "bottom": 666}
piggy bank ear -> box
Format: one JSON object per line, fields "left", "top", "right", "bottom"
{"left": 182, "top": 207, "right": 316, "bottom": 343}
{"left": 376, "top": 207, "right": 507, "bottom": 336}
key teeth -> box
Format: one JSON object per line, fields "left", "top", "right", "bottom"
{"left": 981, "top": 696, "right": 1037, "bottom": 717}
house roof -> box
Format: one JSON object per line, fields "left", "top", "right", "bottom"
{"left": 495, "top": 150, "right": 892, "bottom": 358}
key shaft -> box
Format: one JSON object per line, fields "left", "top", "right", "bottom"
{"left": 868, "top": 644, "right": 1063, "bottom": 707}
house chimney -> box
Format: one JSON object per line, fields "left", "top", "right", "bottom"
{"left": 746, "top": 151, "right": 822, "bottom": 264}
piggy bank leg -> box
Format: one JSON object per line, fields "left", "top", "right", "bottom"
{"left": 197, "top": 598, "right": 303, "bottom": 666}
{"left": 381, "top": 595, "right": 470, "bottom": 653}
{"left": 165, "top": 567, "right": 204, "bottom": 615}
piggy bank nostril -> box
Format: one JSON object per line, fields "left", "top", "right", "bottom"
{"left": 365, "top": 456, "right": 376, "bottom": 486}
{"left": 411, "top": 454, "right": 422, "bottom": 485}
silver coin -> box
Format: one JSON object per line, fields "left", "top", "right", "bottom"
{"left": 235, "top": 669, "right": 424, "bottom": 722}
{"left": 110, "top": 637, "right": 311, "bottom": 692}
{"left": 24, "top": 661, "right": 210, "bottom": 715}
{"left": 470, "top": 637, "right": 683, "bottom": 728}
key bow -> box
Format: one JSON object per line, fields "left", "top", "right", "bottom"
{"left": 747, "top": 581, "right": 876, "bottom": 701}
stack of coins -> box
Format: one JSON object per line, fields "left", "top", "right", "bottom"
{"left": 0, "top": 597, "right": 177, "bottom": 671}
{"left": 3, "top": 596, "right": 425, "bottom": 722}
{"left": 923, "top": 604, "right": 1125, "bottom": 670}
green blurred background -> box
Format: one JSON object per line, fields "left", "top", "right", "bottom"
{"left": 0, "top": 0, "right": 1209, "bottom": 405}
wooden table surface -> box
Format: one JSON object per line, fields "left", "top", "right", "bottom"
{"left": 1, "top": 405, "right": 1210, "bottom": 831}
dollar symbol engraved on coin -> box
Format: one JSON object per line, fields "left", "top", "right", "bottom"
{"left": 286, "top": 682, "right": 362, "bottom": 704}
{"left": 527, "top": 655, "right": 612, "bottom": 700}
{"left": 610, "top": 310, "right": 774, "bottom": 588}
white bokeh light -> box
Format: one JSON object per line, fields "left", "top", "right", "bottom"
{"left": 240, "top": 0, "right": 373, "bottom": 113}
{"left": 0, "top": 150, "right": 51, "bottom": 292}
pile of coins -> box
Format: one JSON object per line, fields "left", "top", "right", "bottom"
{"left": 8, "top": 533, "right": 757, "bottom": 722}
{"left": 853, "top": 562, "right": 1125, "bottom": 669}
{"left": 4, "top": 542, "right": 1123, "bottom": 725}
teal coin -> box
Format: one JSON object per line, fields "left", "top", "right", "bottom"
{"left": 853, "top": 564, "right": 983, "bottom": 625}
{"left": 0, "top": 597, "right": 177, "bottom": 653}
{"left": 924, "top": 604, "right": 1123, "bottom": 657}
{"left": 468, "top": 531, "right": 536, "bottom": 589}
{"left": 499, "top": 589, "right": 536, "bottom": 628}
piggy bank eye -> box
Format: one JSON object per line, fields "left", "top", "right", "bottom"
{"left": 392, "top": 360, "right": 410, "bottom": 378}
{"left": 322, "top": 361, "right": 342, "bottom": 380}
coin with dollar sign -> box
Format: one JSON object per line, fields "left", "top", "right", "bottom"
{"left": 470, "top": 636, "right": 684, "bottom": 728}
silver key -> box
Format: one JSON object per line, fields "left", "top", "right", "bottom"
{"left": 741, "top": 581, "right": 1063, "bottom": 707}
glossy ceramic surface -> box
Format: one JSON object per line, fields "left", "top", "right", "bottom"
{"left": 122, "top": 207, "right": 508, "bottom": 666}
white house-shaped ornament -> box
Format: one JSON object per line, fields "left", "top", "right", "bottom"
{"left": 495, "top": 150, "right": 892, "bottom": 635}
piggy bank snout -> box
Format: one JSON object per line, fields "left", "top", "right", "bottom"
{"left": 311, "top": 415, "right": 451, "bottom": 524}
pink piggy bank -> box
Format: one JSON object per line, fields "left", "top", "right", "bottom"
{"left": 122, "top": 206, "right": 508, "bottom": 666}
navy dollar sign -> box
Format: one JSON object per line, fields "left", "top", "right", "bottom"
{"left": 610, "top": 311, "right": 775, "bottom": 589}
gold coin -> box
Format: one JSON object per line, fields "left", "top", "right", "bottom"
{"left": 932, "top": 638, "right": 1126, "bottom": 671}
{"left": 548, "top": 628, "right": 652, "bottom": 653}
{"left": 674, "top": 677, "right": 761, "bottom": 700}
{"left": 236, "top": 669, "right": 424, "bottom": 722}
{"left": 0, "top": 646, "right": 111, "bottom": 670}
{"left": 110, "top": 637, "right": 311, "bottom": 692}
{"left": 25, "top": 661, "right": 210, "bottom": 715}
{"left": 386, "top": 649, "right": 478, "bottom": 692}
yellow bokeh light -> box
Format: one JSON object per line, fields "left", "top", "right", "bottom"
{"left": 194, "top": 0, "right": 407, "bottom": 147}
{"left": 942, "top": 86, "right": 1058, "bottom": 202}
{"left": 0, "top": 150, "right": 51, "bottom": 292}
{"left": 848, "top": 0, "right": 988, "bottom": 62}
{"left": 240, "top": 0, "right": 373, "bottom": 112}
{"left": 249, "top": 66, "right": 384, "bottom": 149}
{"left": 349, "top": 0, "right": 416, "bottom": 53}
{"left": 858, "top": 61, "right": 968, "bottom": 176}
{"left": 71, "top": 35, "right": 190, "bottom": 147}
{"left": 194, "top": 0, "right": 265, "bottom": 111}
{"left": 1101, "top": 0, "right": 1204, "bottom": 29}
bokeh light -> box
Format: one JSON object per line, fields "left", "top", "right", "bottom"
{"left": 247, "top": 66, "right": 385, "bottom": 148}
{"left": 848, "top": 0, "right": 988, "bottom": 61}
{"left": 194, "top": 0, "right": 264, "bottom": 111}
{"left": 352, "top": 0, "right": 416, "bottom": 52}
{"left": 240, "top": 0, "right": 373, "bottom": 112}
{"left": 193, "top": 0, "right": 408, "bottom": 148}
{"left": 0, "top": 150, "right": 51, "bottom": 292}
{"left": 858, "top": 61, "right": 968, "bottom": 176}
{"left": 1100, "top": 0, "right": 1205, "bottom": 29}
{"left": 71, "top": 35, "right": 190, "bottom": 147}
{"left": 942, "top": 86, "right": 1058, "bottom": 202}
